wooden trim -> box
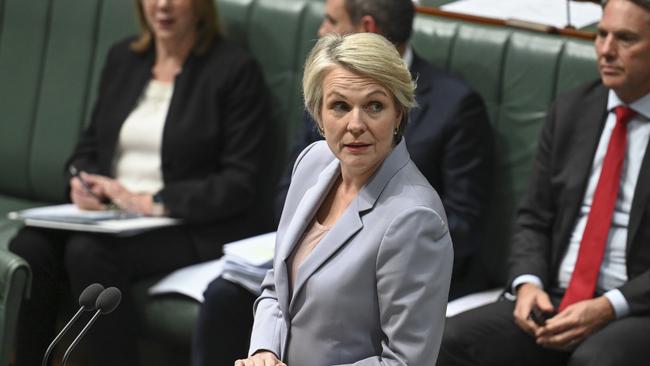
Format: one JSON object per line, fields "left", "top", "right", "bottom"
{"left": 415, "top": 6, "right": 596, "bottom": 41}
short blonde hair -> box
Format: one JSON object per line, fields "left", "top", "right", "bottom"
{"left": 303, "top": 33, "right": 417, "bottom": 141}
{"left": 130, "top": 0, "right": 221, "bottom": 55}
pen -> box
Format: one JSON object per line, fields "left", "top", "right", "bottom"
{"left": 68, "top": 165, "right": 110, "bottom": 204}
{"left": 69, "top": 165, "right": 125, "bottom": 213}
{"left": 69, "top": 165, "right": 93, "bottom": 194}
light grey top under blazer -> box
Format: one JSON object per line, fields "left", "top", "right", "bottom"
{"left": 249, "top": 140, "right": 454, "bottom": 365}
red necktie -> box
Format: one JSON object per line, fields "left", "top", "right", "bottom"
{"left": 559, "top": 106, "right": 637, "bottom": 311}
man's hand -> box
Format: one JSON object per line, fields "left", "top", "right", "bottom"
{"left": 235, "top": 351, "right": 286, "bottom": 366}
{"left": 513, "top": 283, "right": 555, "bottom": 336}
{"left": 535, "top": 296, "right": 615, "bottom": 350}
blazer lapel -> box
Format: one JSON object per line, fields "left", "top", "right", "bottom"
{"left": 288, "top": 200, "right": 364, "bottom": 314}
{"left": 275, "top": 158, "right": 340, "bottom": 312}
{"left": 552, "top": 87, "right": 609, "bottom": 268}
{"left": 288, "top": 141, "right": 411, "bottom": 313}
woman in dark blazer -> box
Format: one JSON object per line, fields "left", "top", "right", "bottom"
{"left": 8, "top": 0, "right": 271, "bottom": 365}
{"left": 238, "top": 33, "right": 453, "bottom": 366}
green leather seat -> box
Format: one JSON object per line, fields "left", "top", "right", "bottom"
{"left": 0, "top": 251, "right": 30, "bottom": 366}
{"left": 411, "top": 16, "right": 598, "bottom": 284}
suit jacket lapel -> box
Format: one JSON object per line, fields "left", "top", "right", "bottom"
{"left": 288, "top": 141, "right": 411, "bottom": 312}
{"left": 276, "top": 158, "right": 340, "bottom": 312}
{"left": 553, "top": 86, "right": 609, "bottom": 268}
{"left": 288, "top": 200, "right": 364, "bottom": 314}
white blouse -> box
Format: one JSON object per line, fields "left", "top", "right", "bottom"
{"left": 112, "top": 80, "right": 174, "bottom": 194}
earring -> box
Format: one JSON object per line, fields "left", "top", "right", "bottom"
{"left": 317, "top": 126, "right": 325, "bottom": 137}
{"left": 393, "top": 127, "right": 398, "bottom": 136}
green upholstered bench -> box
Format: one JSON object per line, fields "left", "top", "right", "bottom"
{"left": 0, "top": 0, "right": 598, "bottom": 364}
{"left": 410, "top": 13, "right": 599, "bottom": 286}
{"left": 0, "top": 0, "right": 139, "bottom": 362}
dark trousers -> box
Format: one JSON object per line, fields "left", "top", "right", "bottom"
{"left": 9, "top": 225, "right": 202, "bottom": 366}
{"left": 192, "top": 277, "right": 256, "bottom": 366}
{"left": 437, "top": 297, "right": 650, "bottom": 366}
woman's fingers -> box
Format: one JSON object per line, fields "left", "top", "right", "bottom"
{"left": 235, "top": 351, "right": 283, "bottom": 366}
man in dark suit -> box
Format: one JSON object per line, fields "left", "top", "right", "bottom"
{"left": 277, "top": 0, "right": 493, "bottom": 296}
{"left": 437, "top": 1, "right": 650, "bottom": 365}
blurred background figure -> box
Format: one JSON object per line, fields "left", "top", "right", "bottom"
{"left": 239, "top": 32, "right": 453, "bottom": 366}
{"left": 8, "top": 0, "right": 271, "bottom": 364}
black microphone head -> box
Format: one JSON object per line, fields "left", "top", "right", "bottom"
{"left": 95, "top": 287, "right": 121, "bottom": 314}
{"left": 79, "top": 283, "right": 105, "bottom": 310}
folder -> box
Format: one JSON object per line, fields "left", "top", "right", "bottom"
{"left": 8, "top": 204, "right": 181, "bottom": 235}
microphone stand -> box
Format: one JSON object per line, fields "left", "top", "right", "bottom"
{"left": 60, "top": 286, "right": 121, "bottom": 366}
{"left": 41, "top": 307, "right": 84, "bottom": 366}
{"left": 61, "top": 309, "right": 102, "bottom": 366}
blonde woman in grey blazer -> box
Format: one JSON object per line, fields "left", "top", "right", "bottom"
{"left": 237, "top": 33, "right": 453, "bottom": 366}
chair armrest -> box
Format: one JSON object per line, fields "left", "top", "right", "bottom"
{"left": 0, "top": 249, "right": 31, "bottom": 366}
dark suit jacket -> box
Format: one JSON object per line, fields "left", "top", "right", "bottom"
{"left": 276, "top": 51, "right": 492, "bottom": 267}
{"left": 68, "top": 37, "right": 272, "bottom": 260}
{"left": 508, "top": 80, "right": 650, "bottom": 315}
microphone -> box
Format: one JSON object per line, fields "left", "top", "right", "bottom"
{"left": 61, "top": 287, "right": 121, "bottom": 366}
{"left": 41, "top": 283, "right": 104, "bottom": 366}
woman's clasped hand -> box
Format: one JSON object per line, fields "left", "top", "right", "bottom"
{"left": 235, "top": 351, "right": 286, "bottom": 366}
{"left": 70, "top": 171, "right": 155, "bottom": 215}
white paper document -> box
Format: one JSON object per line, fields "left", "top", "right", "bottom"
{"left": 445, "top": 288, "right": 503, "bottom": 317}
{"left": 442, "top": 0, "right": 602, "bottom": 29}
{"left": 8, "top": 203, "right": 181, "bottom": 235}
{"left": 148, "top": 258, "right": 225, "bottom": 302}
{"left": 149, "top": 232, "right": 277, "bottom": 301}
{"left": 150, "top": 230, "right": 504, "bottom": 311}
{"left": 220, "top": 232, "right": 275, "bottom": 293}
{"left": 222, "top": 231, "right": 276, "bottom": 266}
{"left": 221, "top": 260, "right": 270, "bottom": 295}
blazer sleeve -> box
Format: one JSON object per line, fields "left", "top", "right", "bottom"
{"left": 440, "top": 91, "right": 492, "bottom": 264}
{"left": 158, "top": 56, "right": 270, "bottom": 223}
{"left": 65, "top": 43, "right": 120, "bottom": 177}
{"left": 619, "top": 270, "right": 650, "bottom": 314}
{"left": 618, "top": 265, "right": 650, "bottom": 314}
{"left": 248, "top": 268, "right": 283, "bottom": 358}
{"left": 337, "top": 206, "right": 453, "bottom": 366}
{"left": 506, "top": 102, "right": 558, "bottom": 289}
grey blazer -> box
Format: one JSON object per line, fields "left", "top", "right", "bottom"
{"left": 249, "top": 140, "right": 453, "bottom": 365}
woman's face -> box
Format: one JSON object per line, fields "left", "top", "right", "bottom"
{"left": 141, "top": 0, "right": 198, "bottom": 44}
{"left": 319, "top": 66, "right": 402, "bottom": 180}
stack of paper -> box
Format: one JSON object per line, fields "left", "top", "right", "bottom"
{"left": 148, "top": 232, "right": 277, "bottom": 301}
{"left": 221, "top": 232, "right": 276, "bottom": 294}
{"left": 148, "top": 259, "right": 225, "bottom": 302}
{"left": 8, "top": 204, "right": 180, "bottom": 235}
{"left": 9, "top": 204, "right": 132, "bottom": 223}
